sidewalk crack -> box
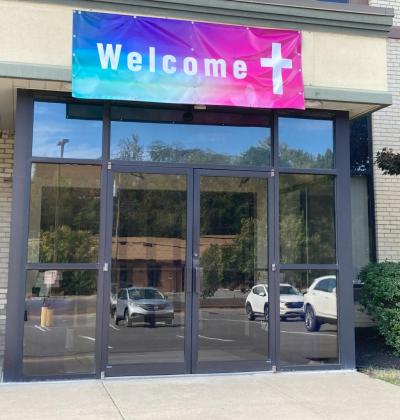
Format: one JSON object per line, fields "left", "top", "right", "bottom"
{"left": 101, "top": 381, "right": 126, "bottom": 420}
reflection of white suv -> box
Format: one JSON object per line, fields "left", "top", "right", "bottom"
{"left": 245, "top": 283, "right": 304, "bottom": 321}
{"left": 303, "top": 276, "right": 337, "bottom": 332}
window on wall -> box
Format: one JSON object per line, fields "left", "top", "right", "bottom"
{"left": 32, "top": 102, "right": 103, "bottom": 159}
{"left": 110, "top": 106, "right": 272, "bottom": 167}
{"left": 278, "top": 116, "right": 338, "bottom": 366}
{"left": 23, "top": 101, "right": 103, "bottom": 377}
{"left": 350, "top": 115, "right": 374, "bottom": 278}
{"left": 278, "top": 117, "right": 334, "bottom": 169}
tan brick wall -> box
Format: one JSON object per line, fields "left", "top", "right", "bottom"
{"left": 0, "top": 130, "right": 14, "bottom": 378}
{"left": 370, "top": 0, "right": 400, "bottom": 26}
{"left": 370, "top": 33, "right": 400, "bottom": 261}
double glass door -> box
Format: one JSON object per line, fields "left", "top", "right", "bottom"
{"left": 104, "top": 167, "right": 273, "bottom": 376}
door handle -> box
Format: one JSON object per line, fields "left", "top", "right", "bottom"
{"left": 195, "top": 266, "right": 203, "bottom": 294}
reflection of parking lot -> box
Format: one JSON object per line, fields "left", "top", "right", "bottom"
{"left": 23, "top": 305, "right": 338, "bottom": 374}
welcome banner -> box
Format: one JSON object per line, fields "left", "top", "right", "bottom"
{"left": 72, "top": 11, "right": 304, "bottom": 109}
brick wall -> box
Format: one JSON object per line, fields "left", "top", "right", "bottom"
{"left": 0, "top": 130, "right": 14, "bottom": 378}
{"left": 369, "top": 1, "right": 400, "bottom": 261}
{"left": 370, "top": 0, "right": 400, "bottom": 25}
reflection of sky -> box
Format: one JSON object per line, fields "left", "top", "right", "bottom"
{"left": 32, "top": 102, "right": 102, "bottom": 158}
{"left": 279, "top": 118, "right": 333, "bottom": 155}
{"left": 32, "top": 103, "right": 331, "bottom": 161}
{"left": 111, "top": 122, "right": 271, "bottom": 158}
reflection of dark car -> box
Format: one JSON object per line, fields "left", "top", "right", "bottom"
{"left": 115, "top": 287, "right": 174, "bottom": 327}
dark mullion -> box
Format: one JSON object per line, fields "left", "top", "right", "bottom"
{"left": 26, "top": 263, "right": 99, "bottom": 270}
{"left": 335, "top": 112, "right": 356, "bottom": 370}
{"left": 30, "top": 157, "right": 102, "bottom": 165}
{"left": 279, "top": 168, "right": 337, "bottom": 175}
{"left": 109, "top": 159, "right": 274, "bottom": 173}
{"left": 3, "top": 91, "right": 34, "bottom": 381}
{"left": 280, "top": 264, "right": 338, "bottom": 271}
{"left": 271, "top": 110, "right": 280, "bottom": 371}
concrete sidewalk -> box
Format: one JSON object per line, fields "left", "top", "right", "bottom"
{"left": 0, "top": 371, "right": 399, "bottom": 420}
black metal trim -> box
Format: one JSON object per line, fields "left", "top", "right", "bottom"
{"left": 3, "top": 92, "right": 34, "bottom": 381}
{"left": 26, "top": 263, "right": 99, "bottom": 270}
{"left": 280, "top": 363, "right": 343, "bottom": 372}
{"left": 280, "top": 264, "right": 338, "bottom": 271}
{"left": 30, "top": 157, "right": 102, "bottom": 165}
{"left": 196, "top": 360, "right": 271, "bottom": 374}
{"left": 4, "top": 90, "right": 357, "bottom": 380}
{"left": 335, "top": 112, "right": 356, "bottom": 370}
{"left": 279, "top": 168, "right": 337, "bottom": 175}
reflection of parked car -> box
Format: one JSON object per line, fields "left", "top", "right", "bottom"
{"left": 245, "top": 283, "right": 304, "bottom": 321}
{"left": 304, "top": 277, "right": 376, "bottom": 332}
{"left": 304, "top": 276, "right": 337, "bottom": 332}
{"left": 115, "top": 287, "right": 174, "bottom": 327}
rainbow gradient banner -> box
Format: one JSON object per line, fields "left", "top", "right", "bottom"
{"left": 72, "top": 11, "right": 304, "bottom": 109}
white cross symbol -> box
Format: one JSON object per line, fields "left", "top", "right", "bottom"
{"left": 260, "top": 43, "right": 293, "bottom": 95}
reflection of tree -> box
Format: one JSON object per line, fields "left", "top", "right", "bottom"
{"left": 114, "top": 133, "right": 334, "bottom": 168}
{"left": 116, "top": 190, "right": 186, "bottom": 238}
{"left": 280, "top": 175, "right": 336, "bottom": 264}
{"left": 38, "top": 226, "right": 98, "bottom": 295}
{"left": 39, "top": 226, "right": 98, "bottom": 263}
{"left": 279, "top": 143, "right": 334, "bottom": 169}
{"left": 201, "top": 218, "right": 256, "bottom": 297}
{"left": 59, "top": 270, "right": 97, "bottom": 295}
{"left": 115, "top": 134, "right": 271, "bottom": 165}
{"left": 117, "top": 134, "right": 144, "bottom": 160}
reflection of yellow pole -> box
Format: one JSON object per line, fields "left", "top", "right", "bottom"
{"left": 40, "top": 307, "right": 48, "bottom": 327}
{"left": 46, "top": 308, "right": 54, "bottom": 327}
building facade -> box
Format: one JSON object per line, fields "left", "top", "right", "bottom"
{"left": 369, "top": 0, "right": 400, "bottom": 262}
{"left": 0, "top": 0, "right": 394, "bottom": 381}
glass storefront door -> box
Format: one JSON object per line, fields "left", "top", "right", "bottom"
{"left": 193, "top": 171, "right": 271, "bottom": 373}
{"left": 104, "top": 167, "right": 272, "bottom": 376}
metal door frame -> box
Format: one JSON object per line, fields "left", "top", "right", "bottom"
{"left": 192, "top": 169, "right": 276, "bottom": 374}
{"left": 101, "top": 164, "right": 193, "bottom": 377}
{"left": 101, "top": 165, "right": 276, "bottom": 377}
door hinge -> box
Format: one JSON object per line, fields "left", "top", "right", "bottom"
{"left": 272, "top": 365, "right": 277, "bottom": 373}
{"left": 107, "top": 161, "right": 112, "bottom": 170}
{"left": 103, "top": 262, "right": 109, "bottom": 272}
{"left": 271, "top": 169, "right": 275, "bottom": 177}
{"left": 271, "top": 263, "right": 277, "bottom": 272}
{"left": 101, "top": 371, "right": 105, "bottom": 380}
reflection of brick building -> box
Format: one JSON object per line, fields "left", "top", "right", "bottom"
{"left": 112, "top": 235, "right": 235, "bottom": 293}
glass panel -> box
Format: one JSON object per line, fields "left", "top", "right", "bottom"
{"left": 23, "top": 270, "right": 97, "bottom": 376}
{"left": 351, "top": 176, "right": 371, "bottom": 278}
{"left": 32, "top": 102, "right": 103, "bottom": 159}
{"left": 279, "top": 270, "right": 338, "bottom": 366}
{"left": 108, "top": 173, "right": 186, "bottom": 367}
{"left": 198, "top": 176, "right": 269, "bottom": 366}
{"left": 28, "top": 164, "right": 101, "bottom": 263}
{"left": 279, "top": 117, "right": 334, "bottom": 169}
{"left": 280, "top": 174, "right": 336, "bottom": 264}
{"left": 350, "top": 116, "right": 371, "bottom": 176}
{"left": 111, "top": 120, "right": 271, "bottom": 166}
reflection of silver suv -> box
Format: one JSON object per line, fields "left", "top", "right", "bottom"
{"left": 115, "top": 287, "right": 174, "bottom": 327}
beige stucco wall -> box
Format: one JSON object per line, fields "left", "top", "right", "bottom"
{"left": 0, "top": 0, "right": 388, "bottom": 93}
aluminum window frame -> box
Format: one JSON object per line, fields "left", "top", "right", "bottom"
{"left": 3, "top": 90, "right": 355, "bottom": 381}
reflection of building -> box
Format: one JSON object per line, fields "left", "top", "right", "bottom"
{"left": 0, "top": 0, "right": 395, "bottom": 380}
{"left": 112, "top": 235, "right": 236, "bottom": 293}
